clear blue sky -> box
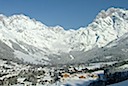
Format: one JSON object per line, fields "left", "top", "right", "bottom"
{"left": 0, "top": 0, "right": 128, "bottom": 30}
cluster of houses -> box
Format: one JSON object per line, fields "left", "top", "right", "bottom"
{"left": 0, "top": 61, "right": 105, "bottom": 86}
{"left": 1, "top": 59, "right": 128, "bottom": 86}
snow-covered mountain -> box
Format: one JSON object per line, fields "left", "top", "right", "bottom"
{"left": 0, "top": 7, "right": 128, "bottom": 65}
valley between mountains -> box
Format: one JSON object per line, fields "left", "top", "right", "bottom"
{"left": 0, "top": 7, "right": 128, "bottom": 86}
{"left": 0, "top": 7, "right": 128, "bottom": 65}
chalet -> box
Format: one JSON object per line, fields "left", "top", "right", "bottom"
{"left": 62, "top": 73, "right": 70, "bottom": 78}
{"left": 60, "top": 73, "right": 71, "bottom": 82}
{"left": 79, "top": 75, "right": 86, "bottom": 79}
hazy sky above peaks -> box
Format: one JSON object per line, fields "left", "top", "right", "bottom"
{"left": 0, "top": 0, "right": 128, "bottom": 30}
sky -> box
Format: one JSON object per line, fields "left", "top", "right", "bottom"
{"left": 0, "top": 0, "right": 128, "bottom": 30}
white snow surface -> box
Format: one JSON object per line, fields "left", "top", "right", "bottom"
{"left": 0, "top": 7, "right": 128, "bottom": 64}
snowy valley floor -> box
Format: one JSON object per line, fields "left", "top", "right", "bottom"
{"left": 1, "top": 59, "right": 128, "bottom": 86}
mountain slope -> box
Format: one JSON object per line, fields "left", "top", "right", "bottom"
{"left": 0, "top": 7, "right": 128, "bottom": 65}
{"left": 87, "top": 33, "right": 128, "bottom": 63}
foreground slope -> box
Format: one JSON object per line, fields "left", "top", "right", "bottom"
{"left": 108, "top": 80, "right": 128, "bottom": 86}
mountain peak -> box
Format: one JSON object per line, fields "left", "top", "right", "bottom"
{"left": 9, "top": 14, "right": 29, "bottom": 20}
{"left": 0, "top": 8, "right": 128, "bottom": 64}
{"left": 0, "top": 14, "right": 48, "bottom": 31}
{"left": 96, "top": 7, "right": 127, "bottom": 19}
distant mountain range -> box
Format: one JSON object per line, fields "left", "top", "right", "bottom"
{"left": 0, "top": 7, "right": 128, "bottom": 65}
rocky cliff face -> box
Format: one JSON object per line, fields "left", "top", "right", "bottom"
{"left": 0, "top": 7, "right": 128, "bottom": 65}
